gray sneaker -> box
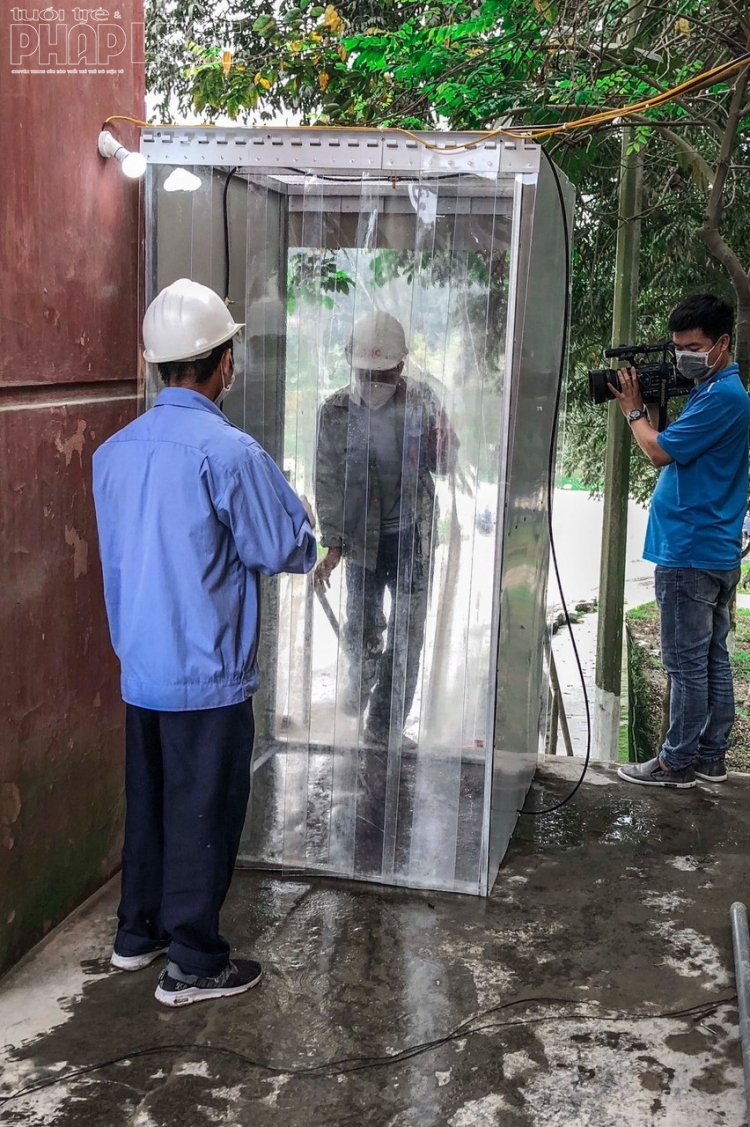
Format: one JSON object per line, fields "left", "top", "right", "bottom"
{"left": 695, "top": 760, "right": 728, "bottom": 782}
{"left": 617, "top": 756, "right": 696, "bottom": 789}
{"left": 155, "top": 959, "right": 262, "bottom": 1008}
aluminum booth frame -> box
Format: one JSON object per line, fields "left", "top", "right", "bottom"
{"left": 141, "top": 127, "right": 574, "bottom": 895}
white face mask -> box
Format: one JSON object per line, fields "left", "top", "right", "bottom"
{"left": 357, "top": 379, "right": 398, "bottom": 410}
{"left": 675, "top": 341, "right": 721, "bottom": 381}
{"left": 215, "top": 358, "right": 235, "bottom": 405}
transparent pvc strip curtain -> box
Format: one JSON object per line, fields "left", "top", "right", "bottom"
{"left": 148, "top": 163, "right": 516, "bottom": 894}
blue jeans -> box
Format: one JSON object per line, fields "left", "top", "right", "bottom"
{"left": 655, "top": 565, "right": 739, "bottom": 772}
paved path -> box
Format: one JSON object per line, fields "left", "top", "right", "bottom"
{"left": 549, "top": 490, "right": 653, "bottom": 759}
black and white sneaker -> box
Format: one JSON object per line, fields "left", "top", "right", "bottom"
{"left": 111, "top": 945, "right": 169, "bottom": 972}
{"left": 695, "top": 760, "right": 728, "bottom": 783}
{"left": 617, "top": 756, "right": 695, "bottom": 789}
{"left": 155, "top": 959, "right": 262, "bottom": 1007}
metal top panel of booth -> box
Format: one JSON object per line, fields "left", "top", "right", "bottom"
{"left": 139, "top": 127, "right": 542, "bottom": 176}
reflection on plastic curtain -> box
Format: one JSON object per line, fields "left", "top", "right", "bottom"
{"left": 146, "top": 142, "right": 573, "bottom": 895}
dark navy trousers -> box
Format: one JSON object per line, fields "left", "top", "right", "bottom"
{"left": 115, "top": 700, "right": 254, "bottom": 977}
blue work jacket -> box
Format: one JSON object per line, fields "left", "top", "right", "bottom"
{"left": 93, "top": 388, "right": 316, "bottom": 711}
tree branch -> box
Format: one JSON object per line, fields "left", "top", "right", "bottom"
{"left": 640, "top": 2, "right": 748, "bottom": 54}
{"left": 717, "top": 0, "right": 750, "bottom": 40}
{"left": 703, "top": 63, "right": 750, "bottom": 230}
{"left": 630, "top": 119, "right": 716, "bottom": 186}
{"left": 699, "top": 223, "right": 750, "bottom": 303}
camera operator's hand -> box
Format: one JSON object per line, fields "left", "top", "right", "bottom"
{"left": 611, "top": 367, "right": 645, "bottom": 417}
{"left": 610, "top": 367, "right": 673, "bottom": 468}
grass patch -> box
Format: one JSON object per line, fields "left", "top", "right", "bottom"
{"left": 625, "top": 600, "right": 658, "bottom": 624}
{"left": 556, "top": 475, "right": 588, "bottom": 491}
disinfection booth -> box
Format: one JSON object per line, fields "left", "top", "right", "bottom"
{"left": 141, "top": 127, "right": 574, "bottom": 896}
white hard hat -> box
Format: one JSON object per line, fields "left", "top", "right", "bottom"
{"left": 143, "top": 278, "right": 245, "bottom": 364}
{"left": 346, "top": 311, "right": 408, "bottom": 371}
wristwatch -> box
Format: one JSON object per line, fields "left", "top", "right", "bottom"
{"left": 627, "top": 408, "right": 648, "bottom": 423}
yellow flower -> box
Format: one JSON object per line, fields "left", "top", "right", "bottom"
{"left": 221, "top": 49, "right": 232, "bottom": 76}
{"left": 253, "top": 71, "right": 272, "bottom": 89}
{"left": 319, "top": 71, "right": 330, "bottom": 91}
{"left": 337, "top": 44, "right": 348, "bottom": 62}
{"left": 310, "top": 31, "right": 322, "bottom": 43}
{"left": 290, "top": 40, "right": 301, "bottom": 52}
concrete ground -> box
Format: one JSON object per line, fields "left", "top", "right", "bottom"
{"left": 0, "top": 761, "right": 747, "bottom": 1127}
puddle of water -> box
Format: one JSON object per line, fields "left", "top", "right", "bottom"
{"left": 517, "top": 776, "right": 735, "bottom": 857}
{"left": 517, "top": 790, "right": 661, "bottom": 850}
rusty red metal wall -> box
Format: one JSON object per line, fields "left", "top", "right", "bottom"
{"left": 0, "top": 2, "right": 144, "bottom": 974}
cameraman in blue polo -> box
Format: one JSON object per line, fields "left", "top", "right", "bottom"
{"left": 613, "top": 295, "right": 750, "bottom": 789}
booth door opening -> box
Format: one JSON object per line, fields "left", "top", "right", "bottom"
{"left": 235, "top": 173, "right": 515, "bottom": 893}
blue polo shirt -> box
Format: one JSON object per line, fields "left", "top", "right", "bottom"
{"left": 644, "top": 362, "right": 749, "bottom": 570}
{"left": 93, "top": 388, "right": 316, "bottom": 711}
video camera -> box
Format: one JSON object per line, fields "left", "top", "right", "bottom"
{"left": 588, "top": 341, "right": 693, "bottom": 408}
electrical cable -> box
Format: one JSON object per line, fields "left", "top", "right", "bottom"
{"left": 0, "top": 992, "right": 736, "bottom": 1106}
{"left": 223, "top": 166, "right": 238, "bottom": 302}
{"left": 102, "top": 49, "right": 750, "bottom": 148}
{"left": 276, "top": 167, "right": 482, "bottom": 182}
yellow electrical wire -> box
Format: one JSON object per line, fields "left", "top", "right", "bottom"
{"left": 104, "top": 51, "right": 749, "bottom": 151}
{"left": 517, "top": 53, "right": 750, "bottom": 141}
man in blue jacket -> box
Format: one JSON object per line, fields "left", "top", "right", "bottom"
{"left": 614, "top": 295, "right": 750, "bottom": 789}
{"left": 93, "top": 279, "right": 316, "bottom": 1006}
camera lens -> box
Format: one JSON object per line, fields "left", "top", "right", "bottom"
{"left": 588, "top": 368, "right": 619, "bottom": 405}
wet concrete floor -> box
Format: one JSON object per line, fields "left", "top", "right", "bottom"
{"left": 0, "top": 760, "right": 747, "bottom": 1126}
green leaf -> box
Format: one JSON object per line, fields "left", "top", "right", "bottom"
{"left": 252, "top": 15, "right": 278, "bottom": 36}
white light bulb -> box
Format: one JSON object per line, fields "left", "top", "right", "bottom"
{"left": 163, "top": 168, "right": 202, "bottom": 193}
{"left": 120, "top": 151, "right": 148, "bottom": 179}
{"left": 98, "top": 131, "right": 147, "bottom": 179}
